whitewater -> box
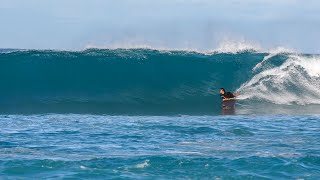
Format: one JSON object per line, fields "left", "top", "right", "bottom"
{"left": 0, "top": 48, "right": 319, "bottom": 179}
{"left": 0, "top": 48, "right": 319, "bottom": 114}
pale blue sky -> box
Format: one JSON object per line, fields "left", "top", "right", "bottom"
{"left": 0, "top": 0, "right": 319, "bottom": 53}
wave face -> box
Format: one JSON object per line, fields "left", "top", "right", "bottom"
{"left": 0, "top": 49, "right": 319, "bottom": 114}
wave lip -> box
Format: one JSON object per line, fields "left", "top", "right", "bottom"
{"left": 253, "top": 47, "right": 297, "bottom": 71}
{"left": 0, "top": 48, "right": 319, "bottom": 114}
{"left": 85, "top": 40, "right": 262, "bottom": 55}
{"left": 84, "top": 39, "right": 298, "bottom": 55}
{"left": 238, "top": 54, "right": 320, "bottom": 105}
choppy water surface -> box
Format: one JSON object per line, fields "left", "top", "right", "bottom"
{"left": 0, "top": 114, "right": 319, "bottom": 179}
{"left": 1, "top": 48, "right": 319, "bottom": 179}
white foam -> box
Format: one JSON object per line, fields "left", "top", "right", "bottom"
{"left": 255, "top": 151, "right": 302, "bottom": 158}
{"left": 238, "top": 55, "right": 320, "bottom": 105}
{"left": 295, "top": 56, "right": 320, "bottom": 77}
{"left": 134, "top": 160, "right": 150, "bottom": 168}
{"left": 84, "top": 40, "right": 295, "bottom": 55}
{"left": 2, "top": 40, "right": 298, "bottom": 56}
{"left": 213, "top": 39, "right": 261, "bottom": 54}
{"left": 84, "top": 43, "right": 299, "bottom": 57}
{"left": 165, "top": 150, "right": 202, "bottom": 154}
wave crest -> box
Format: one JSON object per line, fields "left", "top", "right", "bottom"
{"left": 213, "top": 39, "right": 261, "bottom": 54}
{"left": 238, "top": 55, "right": 320, "bottom": 105}
{"left": 0, "top": 48, "right": 318, "bottom": 114}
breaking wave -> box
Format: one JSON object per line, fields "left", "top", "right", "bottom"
{"left": 0, "top": 48, "right": 319, "bottom": 114}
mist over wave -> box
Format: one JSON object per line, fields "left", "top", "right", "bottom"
{"left": 0, "top": 48, "right": 319, "bottom": 114}
{"left": 85, "top": 40, "right": 295, "bottom": 55}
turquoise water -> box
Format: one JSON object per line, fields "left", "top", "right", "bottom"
{"left": 1, "top": 49, "right": 319, "bottom": 114}
{"left": 0, "top": 49, "right": 320, "bottom": 179}
{"left": 0, "top": 114, "right": 319, "bottom": 179}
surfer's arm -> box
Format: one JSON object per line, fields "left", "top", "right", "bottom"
{"left": 222, "top": 98, "right": 234, "bottom": 101}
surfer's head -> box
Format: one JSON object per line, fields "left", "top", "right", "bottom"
{"left": 220, "top": 88, "right": 225, "bottom": 95}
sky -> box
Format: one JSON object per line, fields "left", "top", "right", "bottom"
{"left": 0, "top": 0, "right": 320, "bottom": 53}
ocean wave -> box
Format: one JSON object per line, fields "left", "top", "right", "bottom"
{"left": 0, "top": 48, "right": 319, "bottom": 114}
{"left": 3, "top": 39, "right": 297, "bottom": 55}
{"left": 253, "top": 47, "right": 297, "bottom": 71}
{"left": 238, "top": 54, "right": 320, "bottom": 105}
{"left": 83, "top": 39, "right": 300, "bottom": 55}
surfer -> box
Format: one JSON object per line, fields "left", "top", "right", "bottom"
{"left": 220, "top": 88, "right": 238, "bottom": 115}
{"left": 220, "top": 88, "right": 238, "bottom": 101}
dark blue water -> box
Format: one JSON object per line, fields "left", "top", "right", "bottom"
{"left": 0, "top": 114, "right": 319, "bottom": 179}
{"left": 0, "top": 49, "right": 319, "bottom": 179}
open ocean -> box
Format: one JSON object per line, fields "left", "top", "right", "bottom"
{"left": 0, "top": 48, "right": 319, "bottom": 179}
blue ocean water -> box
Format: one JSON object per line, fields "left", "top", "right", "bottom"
{"left": 0, "top": 49, "right": 319, "bottom": 178}
{"left": 0, "top": 114, "right": 319, "bottom": 179}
